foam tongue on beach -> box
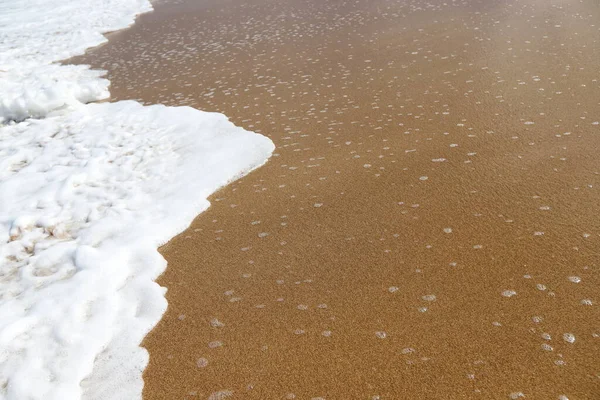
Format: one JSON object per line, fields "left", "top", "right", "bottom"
{"left": 0, "top": 0, "right": 154, "bottom": 122}
{"left": 0, "top": 1, "right": 274, "bottom": 399}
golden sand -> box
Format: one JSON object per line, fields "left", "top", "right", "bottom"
{"left": 73, "top": 0, "right": 600, "bottom": 398}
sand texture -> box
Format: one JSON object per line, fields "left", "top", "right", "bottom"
{"left": 73, "top": 0, "right": 600, "bottom": 398}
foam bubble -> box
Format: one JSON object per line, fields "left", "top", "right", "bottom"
{"left": 563, "top": 333, "right": 576, "bottom": 344}
{"left": 196, "top": 358, "right": 209, "bottom": 368}
{"left": 0, "top": 102, "right": 274, "bottom": 400}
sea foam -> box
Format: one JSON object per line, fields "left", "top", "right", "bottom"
{"left": 0, "top": 0, "right": 153, "bottom": 122}
{"left": 0, "top": 1, "right": 274, "bottom": 399}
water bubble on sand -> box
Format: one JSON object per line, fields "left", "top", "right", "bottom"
{"left": 563, "top": 333, "right": 575, "bottom": 343}
{"left": 314, "top": 203, "right": 323, "bottom": 208}
{"left": 502, "top": 290, "right": 517, "bottom": 297}
{"left": 208, "top": 390, "right": 233, "bottom": 400}
{"left": 419, "top": 176, "right": 428, "bottom": 181}
{"left": 210, "top": 318, "right": 225, "bottom": 328}
{"left": 375, "top": 331, "right": 387, "bottom": 339}
{"left": 541, "top": 343, "right": 553, "bottom": 351}
{"left": 443, "top": 228, "right": 452, "bottom": 233}
{"left": 196, "top": 357, "right": 208, "bottom": 368}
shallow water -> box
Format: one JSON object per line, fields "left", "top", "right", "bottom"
{"left": 74, "top": 0, "right": 600, "bottom": 398}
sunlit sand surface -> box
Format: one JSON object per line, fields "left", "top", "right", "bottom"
{"left": 74, "top": 0, "right": 600, "bottom": 398}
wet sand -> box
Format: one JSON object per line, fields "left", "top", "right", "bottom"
{"left": 72, "top": 0, "right": 600, "bottom": 398}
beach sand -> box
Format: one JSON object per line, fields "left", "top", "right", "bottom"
{"left": 72, "top": 0, "right": 600, "bottom": 398}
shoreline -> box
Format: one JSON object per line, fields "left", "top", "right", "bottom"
{"left": 73, "top": 0, "right": 600, "bottom": 398}
{"left": 0, "top": 0, "right": 273, "bottom": 398}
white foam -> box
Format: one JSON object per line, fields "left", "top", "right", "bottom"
{"left": 0, "top": 102, "right": 274, "bottom": 399}
{"left": 0, "top": 0, "right": 152, "bottom": 122}
{"left": 0, "top": 0, "right": 275, "bottom": 399}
